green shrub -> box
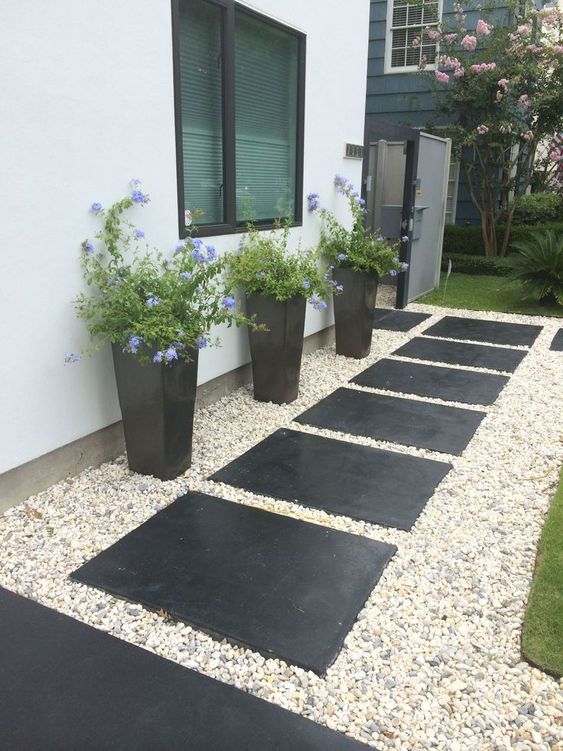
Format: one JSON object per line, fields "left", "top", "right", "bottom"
{"left": 441, "top": 253, "right": 515, "bottom": 276}
{"left": 443, "top": 222, "right": 563, "bottom": 257}
{"left": 508, "top": 193, "right": 563, "bottom": 225}
{"left": 509, "top": 229, "right": 563, "bottom": 305}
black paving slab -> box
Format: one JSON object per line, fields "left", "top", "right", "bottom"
{"left": 351, "top": 358, "right": 509, "bottom": 406}
{"left": 294, "top": 388, "right": 485, "bottom": 456}
{"left": 373, "top": 308, "right": 431, "bottom": 331}
{"left": 211, "top": 428, "right": 451, "bottom": 531}
{"left": 394, "top": 336, "right": 527, "bottom": 372}
{"left": 0, "top": 586, "right": 371, "bottom": 750}
{"left": 71, "top": 492, "right": 396, "bottom": 675}
{"left": 422, "top": 315, "right": 542, "bottom": 347}
{"left": 550, "top": 329, "right": 563, "bottom": 351}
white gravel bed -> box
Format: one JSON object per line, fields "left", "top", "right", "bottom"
{"left": 1, "top": 303, "right": 562, "bottom": 751}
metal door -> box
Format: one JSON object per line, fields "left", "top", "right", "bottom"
{"left": 407, "top": 133, "right": 451, "bottom": 301}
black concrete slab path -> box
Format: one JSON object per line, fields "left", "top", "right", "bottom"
{"left": 71, "top": 492, "right": 396, "bottom": 675}
{"left": 351, "top": 358, "right": 509, "bottom": 406}
{"left": 422, "top": 315, "right": 541, "bottom": 347}
{"left": 294, "top": 388, "right": 486, "bottom": 456}
{"left": 550, "top": 329, "right": 563, "bottom": 351}
{"left": 394, "top": 336, "right": 527, "bottom": 372}
{"left": 0, "top": 586, "right": 371, "bottom": 750}
{"left": 211, "top": 428, "right": 451, "bottom": 531}
{"left": 373, "top": 308, "right": 431, "bottom": 331}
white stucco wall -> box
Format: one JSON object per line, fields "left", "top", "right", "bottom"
{"left": 0, "top": 0, "right": 370, "bottom": 474}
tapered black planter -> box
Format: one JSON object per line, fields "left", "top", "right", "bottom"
{"left": 246, "top": 294, "right": 306, "bottom": 404}
{"left": 333, "top": 267, "right": 378, "bottom": 359}
{"left": 111, "top": 345, "right": 199, "bottom": 480}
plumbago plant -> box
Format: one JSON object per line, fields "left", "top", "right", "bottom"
{"left": 70, "top": 181, "right": 252, "bottom": 366}
{"left": 422, "top": 1, "right": 563, "bottom": 257}
{"left": 308, "top": 176, "right": 406, "bottom": 277}
{"left": 226, "top": 220, "right": 335, "bottom": 310}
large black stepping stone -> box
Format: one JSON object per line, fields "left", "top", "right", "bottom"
{"left": 294, "top": 388, "right": 485, "bottom": 456}
{"left": 211, "top": 428, "right": 450, "bottom": 531}
{"left": 423, "top": 315, "right": 541, "bottom": 347}
{"left": 550, "top": 329, "right": 563, "bottom": 351}
{"left": 71, "top": 492, "right": 396, "bottom": 675}
{"left": 351, "top": 358, "right": 509, "bottom": 406}
{"left": 394, "top": 336, "right": 527, "bottom": 372}
{"left": 0, "top": 587, "right": 370, "bottom": 750}
{"left": 373, "top": 308, "right": 431, "bottom": 331}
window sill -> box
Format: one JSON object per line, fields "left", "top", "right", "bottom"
{"left": 180, "top": 219, "right": 303, "bottom": 239}
{"left": 383, "top": 63, "right": 436, "bottom": 75}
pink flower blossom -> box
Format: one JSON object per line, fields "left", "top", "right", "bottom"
{"left": 495, "top": 90, "right": 503, "bottom": 102}
{"left": 426, "top": 29, "right": 441, "bottom": 41}
{"left": 418, "top": 56, "right": 428, "bottom": 70}
{"left": 477, "top": 125, "right": 489, "bottom": 135}
{"left": 517, "top": 24, "right": 531, "bottom": 35}
{"left": 553, "top": 46, "right": 563, "bottom": 54}
{"left": 522, "top": 130, "right": 534, "bottom": 142}
{"left": 454, "top": 66, "right": 465, "bottom": 77}
{"left": 461, "top": 34, "right": 477, "bottom": 51}
{"left": 518, "top": 94, "right": 530, "bottom": 109}
{"left": 470, "top": 62, "right": 497, "bottom": 73}
{"left": 439, "top": 55, "right": 461, "bottom": 70}
{"left": 444, "top": 33, "right": 458, "bottom": 42}
{"left": 435, "top": 70, "right": 450, "bottom": 84}
{"left": 525, "top": 44, "right": 542, "bottom": 53}
{"left": 475, "top": 20, "right": 491, "bottom": 36}
{"left": 497, "top": 78, "right": 509, "bottom": 90}
{"left": 411, "top": 36, "right": 421, "bottom": 48}
{"left": 499, "top": 123, "right": 513, "bottom": 134}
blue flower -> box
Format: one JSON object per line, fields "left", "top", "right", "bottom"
{"left": 310, "top": 294, "right": 328, "bottom": 311}
{"left": 83, "top": 240, "right": 94, "bottom": 255}
{"left": 180, "top": 271, "right": 192, "bottom": 280}
{"left": 124, "top": 335, "right": 143, "bottom": 354}
{"left": 165, "top": 346, "right": 179, "bottom": 362}
{"left": 146, "top": 295, "right": 160, "bottom": 307}
{"left": 134, "top": 228, "right": 145, "bottom": 239}
{"left": 192, "top": 238, "right": 204, "bottom": 250}
{"left": 306, "top": 192, "right": 320, "bottom": 212}
{"left": 401, "top": 262, "right": 409, "bottom": 271}
{"left": 389, "top": 269, "right": 398, "bottom": 277}
{"left": 196, "top": 337, "right": 208, "bottom": 349}
{"left": 191, "top": 247, "right": 208, "bottom": 263}
{"left": 175, "top": 243, "right": 185, "bottom": 253}
{"left": 392, "top": 256, "right": 399, "bottom": 264}
{"left": 153, "top": 351, "right": 164, "bottom": 363}
{"left": 401, "top": 235, "right": 409, "bottom": 242}
{"left": 337, "top": 253, "right": 347, "bottom": 261}
{"left": 90, "top": 202, "right": 103, "bottom": 213}
{"left": 129, "top": 178, "right": 142, "bottom": 187}
{"left": 335, "top": 284, "right": 344, "bottom": 292}
{"left": 206, "top": 245, "right": 217, "bottom": 262}
{"left": 356, "top": 197, "right": 366, "bottom": 207}
{"left": 131, "top": 189, "right": 150, "bottom": 205}
{"left": 334, "top": 175, "right": 350, "bottom": 195}
{"left": 64, "top": 352, "right": 81, "bottom": 364}
{"left": 302, "top": 280, "right": 311, "bottom": 290}
{"left": 221, "top": 296, "right": 236, "bottom": 310}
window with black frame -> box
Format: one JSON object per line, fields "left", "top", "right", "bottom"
{"left": 173, "top": 0, "right": 305, "bottom": 236}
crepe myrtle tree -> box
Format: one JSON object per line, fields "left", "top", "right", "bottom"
{"left": 420, "top": 1, "right": 563, "bottom": 256}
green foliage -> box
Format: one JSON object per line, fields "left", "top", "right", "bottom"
{"left": 509, "top": 229, "right": 563, "bottom": 304}
{"left": 226, "top": 221, "right": 332, "bottom": 304}
{"left": 443, "top": 222, "right": 563, "bottom": 256}
{"left": 441, "top": 252, "right": 514, "bottom": 276}
{"left": 74, "top": 188, "right": 253, "bottom": 365}
{"left": 522, "top": 466, "right": 563, "bottom": 679}
{"left": 507, "top": 193, "right": 563, "bottom": 226}
{"left": 313, "top": 177, "right": 405, "bottom": 278}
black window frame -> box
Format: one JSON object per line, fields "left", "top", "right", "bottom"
{"left": 171, "top": 0, "right": 306, "bottom": 238}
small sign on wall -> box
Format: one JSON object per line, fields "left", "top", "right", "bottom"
{"left": 344, "top": 143, "right": 364, "bottom": 159}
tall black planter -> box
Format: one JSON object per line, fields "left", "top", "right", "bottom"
{"left": 246, "top": 294, "right": 306, "bottom": 404}
{"left": 111, "top": 345, "right": 199, "bottom": 480}
{"left": 332, "top": 267, "right": 378, "bottom": 359}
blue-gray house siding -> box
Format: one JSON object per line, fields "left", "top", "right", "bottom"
{"left": 366, "top": 0, "right": 479, "bottom": 225}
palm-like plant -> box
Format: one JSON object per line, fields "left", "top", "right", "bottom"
{"left": 509, "top": 230, "right": 563, "bottom": 306}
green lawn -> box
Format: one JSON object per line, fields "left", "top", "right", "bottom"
{"left": 419, "top": 273, "right": 563, "bottom": 317}
{"left": 522, "top": 467, "right": 563, "bottom": 678}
